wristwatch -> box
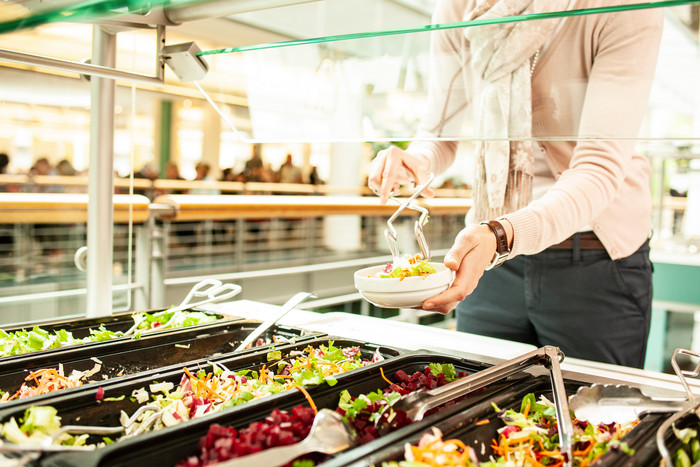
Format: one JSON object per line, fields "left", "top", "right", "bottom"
{"left": 480, "top": 219, "right": 510, "bottom": 270}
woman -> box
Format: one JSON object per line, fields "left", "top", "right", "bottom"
{"left": 368, "top": 0, "right": 663, "bottom": 368}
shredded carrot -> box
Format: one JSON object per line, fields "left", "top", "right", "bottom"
{"left": 197, "top": 381, "right": 224, "bottom": 401}
{"left": 379, "top": 367, "right": 394, "bottom": 386}
{"left": 525, "top": 452, "right": 547, "bottom": 467}
{"left": 442, "top": 439, "right": 468, "bottom": 451}
{"left": 292, "top": 384, "right": 317, "bottom": 415}
{"left": 182, "top": 367, "right": 196, "bottom": 380}
{"left": 475, "top": 418, "right": 490, "bottom": 426}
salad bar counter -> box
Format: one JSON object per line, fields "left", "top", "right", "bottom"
{"left": 0, "top": 299, "right": 698, "bottom": 467}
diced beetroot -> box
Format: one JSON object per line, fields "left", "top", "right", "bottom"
{"left": 394, "top": 370, "right": 408, "bottom": 381}
{"left": 501, "top": 425, "right": 520, "bottom": 437}
{"left": 95, "top": 387, "right": 104, "bottom": 401}
{"left": 291, "top": 405, "right": 314, "bottom": 425}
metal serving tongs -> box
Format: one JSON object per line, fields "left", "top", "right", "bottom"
{"left": 384, "top": 173, "right": 435, "bottom": 261}
{"left": 234, "top": 291, "right": 315, "bottom": 352}
{"left": 569, "top": 348, "right": 700, "bottom": 466}
{"left": 0, "top": 404, "right": 164, "bottom": 454}
{"left": 124, "top": 279, "right": 242, "bottom": 336}
{"left": 391, "top": 345, "right": 575, "bottom": 467}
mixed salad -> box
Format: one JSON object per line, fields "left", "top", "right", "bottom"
{"left": 385, "top": 393, "right": 638, "bottom": 467}
{"left": 0, "top": 341, "right": 384, "bottom": 448}
{"left": 377, "top": 254, "right": 436, "bottom": 280}
{"left": 383, "top": 427, "right": 478, "bottom": 467}
{"left": 178, "top": 363, "right": 468, "bottom": 466}
{"left": 486, "top": 393, "right": 637, "bottom": 466}
{"left": 0, "top": 309, "right": 219, "bottom": 359}
{"left": 0, "top": 361, "right": 101, "bottom": 402}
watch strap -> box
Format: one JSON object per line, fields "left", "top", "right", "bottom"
{"left": 480, "top": 220, "right": 510, "bottom": 270}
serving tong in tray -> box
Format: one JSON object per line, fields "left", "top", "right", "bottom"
{"left": 124, "top": 279, "right": 242, "bottom": 336}
{"left": 209, "top": 345, "right": 576, "bottom": 467}
{"left": 570, "top": 348, "right": 700, "bottom": 466}
{"left": 384, "top": 173, "right": 434, "bottom": 261}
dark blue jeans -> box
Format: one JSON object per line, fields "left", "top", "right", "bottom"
{"left": 456, "top": 238, "right": 653, "bottom": 368}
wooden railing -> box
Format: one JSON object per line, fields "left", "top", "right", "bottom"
{"left": 0, "top": 193, "right": 151, "bottom": 224}
{"left": 151, "top": 194, "right": 472, "bottom": 222}
{"left": 0, "top": 174, "right": 473, "bottom": 198}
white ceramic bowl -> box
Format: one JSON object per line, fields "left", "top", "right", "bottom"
{"left": 353, "top": 262, "right": 453, "bottom": 309}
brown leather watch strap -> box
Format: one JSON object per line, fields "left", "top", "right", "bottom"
{"left": 480, "top": 219, "right": 511, "bottom": 269}
{"left": 483, "top": 220, "right": 509, "bottom": 255}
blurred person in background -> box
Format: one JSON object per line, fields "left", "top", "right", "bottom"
{"left": 0, "top": 153, "right": 12, "bottom": 258}
{"left": 0, "top": 153, "right": 11, "bottom": 193}
{"left": 56, "top": 159, "right": 83, "bottom": 193}
{"left": 309, "top": 166, "right": 324, "bottom": 186}
{"left": 29, "top": 157, "right": 60, "bottom": 193}
{"left": 277, "top": 153, "right": 303, "bottom": 184}
{"left": 132, "top": 162, "right": 159, "bottom": 200}
{"left": 0, "top": 153, "right": 8, "bottom": 174}
{"left": 190, "top": 162, "right": 220, "bottom": 195}
{"left": 160, "top": 161, "right": 186, "bottom": 195}
{"left": 243, "top": 145, "right": 263, "bottom": 180}
{"left": 56, "top": 159, "right": 77, "bottom": 176}
{"left": 368, "top": 0, "right": 662, "bottom": 368}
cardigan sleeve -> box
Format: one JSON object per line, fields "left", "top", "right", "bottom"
{"left": 506, "top": 6, "right": 663, "bottom": 258}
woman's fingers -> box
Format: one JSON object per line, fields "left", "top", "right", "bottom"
{"left": 367, "top": 150, "right": 388, "bottom": 195}
{"left": 368, "top": 146, "right": 431, "bottom": 203}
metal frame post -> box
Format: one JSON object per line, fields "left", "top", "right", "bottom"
{"left": 150, "top": 218, "right": 167, "bottom": 308}
{"left": 86, "top": 25, "right": 117, "bottom": 318}
{"left": 134, "top": 223, "right": 151, "bottom": 310}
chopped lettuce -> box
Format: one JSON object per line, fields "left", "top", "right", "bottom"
{"left": 0, "top": 310, "right": 220, "bottom": 358}
{"left": 378, "top": 256, "right": 436, "bottom": 279}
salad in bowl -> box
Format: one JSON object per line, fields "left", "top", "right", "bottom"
{"left": 375, "top": 254, "right": 437, "bottom": 280}
{"left": 355, "top": 254, "right": 453, "bottom": 308}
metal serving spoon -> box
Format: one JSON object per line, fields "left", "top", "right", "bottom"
{"left": 210, "top": 409, "right": 354, "bottom": 467}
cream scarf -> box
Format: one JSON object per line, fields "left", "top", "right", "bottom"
{"left": 466, "top": 0, "right": 566, "bottom": 222}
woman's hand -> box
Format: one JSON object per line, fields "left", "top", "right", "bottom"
{"left": 368, "top": 146, "right": 434, "bottom": 204}
{"left": 420, "top": 223, "right": 501, "bottom": 314}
